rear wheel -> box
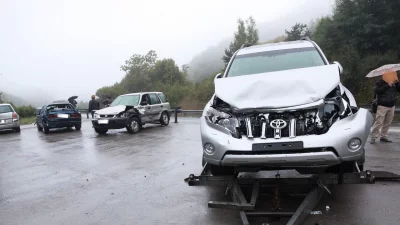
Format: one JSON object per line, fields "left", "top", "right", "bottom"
{"left": 126, "top": 117, "right": 140, "bottom": 134}
{"left": 75, "top": 125, "right": 81, "bottom": 131}
{"left": 95, "top": 128, "right": 108, "bottom": 134}
{"left": 160, "top": 111, "right": 170, "bottom": 126}
{"left": 37, "top": 123, "right": 43, "bottom": 131}
{"left": 14, "top": 127, "right": 21, "bottom": 133}
{"left": 44, "top": 127, "right": 50, "bottom": 134}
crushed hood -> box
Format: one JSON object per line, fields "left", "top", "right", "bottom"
{"left": 215, "top": 65, "right": 341, "bottom": 109}
{"left": 95, "top": 105, "right": 127, "bottom": 115}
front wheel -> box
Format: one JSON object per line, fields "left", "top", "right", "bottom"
{"left": 160, "top": 111, "right": 170, "bottom": 126}
{"left": 210, "top": 165, "right": 235, "bottom": 176}
{"left": 95, "top": 128, "right": 108, "bottom": 134}
{"left": 126, "top": 117, "right": 141, "bottom": 134}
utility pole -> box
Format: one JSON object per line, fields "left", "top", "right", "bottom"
{"left": 0, "top": 92, "right": 3, "bottom": 104}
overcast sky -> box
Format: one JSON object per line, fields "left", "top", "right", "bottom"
{"left": 0, "top": 0, "right": 334, "bottom": 103}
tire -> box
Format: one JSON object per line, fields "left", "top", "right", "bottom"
{"left": 126, "top": 117, "right": 141, "bottom": 134}
{"left": 95, "top": 128, "right": 108, "bottom": 134}
{"left": 160, "top": 111, "right": 170, "bottom": 126}
{"left": 44, "top": 127, "right": 50, "bottom": 134}
{"left": 14, "top": 127, "right": 21, "bottom": 133}
{"left": 37, "top": 123, "right": 43, "bottom": 131}
{"left": 209, "top": 165, "right": 235, "bottom": 176}
{"left": 75, "top": 125, "right": 81, "bottom": 131}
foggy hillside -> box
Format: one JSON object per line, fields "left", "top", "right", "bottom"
{"left": 187, "top": 0, "right": 333, "bottom": 82}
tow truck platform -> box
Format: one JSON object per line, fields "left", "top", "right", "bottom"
{"left": 185, "top": 163, "right": 400, "bottom": 225}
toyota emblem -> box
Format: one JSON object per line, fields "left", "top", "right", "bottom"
{"left": 270, "top": 119, "right": 287, "bottom": 129}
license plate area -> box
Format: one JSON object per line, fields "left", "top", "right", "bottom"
{"left": 252, "top": 142, "right": 304, "bottom": 151}
{"left": 57, "top": 114, "right": 69, "bottom": 118}
{"left": 98, "top": 119, "right": 109, "bottom": 124}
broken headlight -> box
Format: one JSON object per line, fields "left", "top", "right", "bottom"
{"left": 94, "top": 113, "right": 100, "bottom": 119}
{"left": 206, "top": 107, "right": 240, "bottom": 138}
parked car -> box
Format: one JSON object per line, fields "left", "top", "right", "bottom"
{"left": 36, "top": 103, "right": 82, "bottom": 134}
{"left": 92, "top": 92, "right": 170, "bottom": 134}
{"left": 200, "top": 39, "right": 374, "bottom": 175}
{"left": 0, "top": 103, "right": 20, "bottom": 132}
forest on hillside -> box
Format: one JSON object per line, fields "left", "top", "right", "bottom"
{"left": 96, "top": 0, "right": 400, "bottom": 109}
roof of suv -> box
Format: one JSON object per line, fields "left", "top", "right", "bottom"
{"left": 121, "top": 92, "right": 163, "bottom": 96}
{"left": 236, "top": 40, "right": 315, "bottom": 56}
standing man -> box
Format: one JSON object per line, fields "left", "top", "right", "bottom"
{"left": 88, "top": 95, "right": 100, "bottom": 119}
{"left": 370, "top": 77, "right": 400, "bottom": 144}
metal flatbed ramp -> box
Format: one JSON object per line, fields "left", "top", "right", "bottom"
{"left": 185, "top": 163, "right": 400, "bottom": 225}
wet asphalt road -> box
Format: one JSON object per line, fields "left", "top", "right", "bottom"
{"left": 0, "top": 118, "right": 400, "bottom": 225}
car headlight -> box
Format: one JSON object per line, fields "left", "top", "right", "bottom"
{"left": 206, "top": 107, "right": 240, "bottom": 138}
{"left": 94, "top": 113, "right": 100, "bottom": 119}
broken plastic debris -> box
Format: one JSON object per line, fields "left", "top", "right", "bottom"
{"left": 310, "top": 211, "right": 322, "bottom": 215}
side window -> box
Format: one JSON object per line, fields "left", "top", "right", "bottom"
{"left": 140, "top": 94, "right": 150, "bottom": 105}
{"left": 149, "top": 93, "right": 161, "bottom": 105}
{"left": 157, "top": 93, "right": 167, "bottom": 103}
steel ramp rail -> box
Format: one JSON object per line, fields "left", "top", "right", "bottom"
{"left": 185, "top": 163, "right": 400, "bottom": 225}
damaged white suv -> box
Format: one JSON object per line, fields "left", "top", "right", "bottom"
{"left": 201, "top": 40, "right": 374, "bottom": 175}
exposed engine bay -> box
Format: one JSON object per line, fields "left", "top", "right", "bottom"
{"left": 206, "top": 86, "right": 358, "bottom": 139}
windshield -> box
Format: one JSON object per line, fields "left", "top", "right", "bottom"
{"left": 0, "top": 105, "right": 13, "bottom": 114}
{"left": 110, "top": 95, "right": 140, "bottom": 106}
{"left": 227, "top": 47, "right": 325, "bottom": 77}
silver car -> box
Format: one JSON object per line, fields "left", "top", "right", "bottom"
{"left": 200, "top": 40, "right": 374, "bottom": 175}
{"left": 0, "top": 103, "right": 20, "bottom": 132}
{"left": 92, "top": 92, "right": 171, "bottom": 134}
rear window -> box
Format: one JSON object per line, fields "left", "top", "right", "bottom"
{"left": 47, "top": 104, "right": 74, "bottom": 111}
{"left": 0, "top": 105, "right": 13, "bottom": 114}
{"left": 149, "top": 93, "right": 161, "bottom": 105}
{"left": 157, "top": 93, "right": 167, "bottom": 103}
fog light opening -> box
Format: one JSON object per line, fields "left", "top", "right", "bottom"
{"left": 348, "top": 138, "right": 362, "bottom": 151}
{"left": 204, "top": 143, "right": 215, "bottom": 155}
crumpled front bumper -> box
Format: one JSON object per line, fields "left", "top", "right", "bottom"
{"left": 200, "top": 108, "right": 373, "bottom": 167}
{"left": 92, "top": 118, "right": 127, "bottom": 129}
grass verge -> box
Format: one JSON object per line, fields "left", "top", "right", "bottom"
{"left": 20, "top": 116, "right": 36, "bottom": 125}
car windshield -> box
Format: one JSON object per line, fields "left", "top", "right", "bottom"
{"left": 110, "top": 95, "right": 140, "bottom": 106}
{"left": 0, "top": 105, "right": 13, "bottom": 114}
{"left": 227, "top": 47, "right": 325, "bottom": 77}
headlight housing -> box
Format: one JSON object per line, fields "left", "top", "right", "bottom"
{"left": 94, "top": 113, "right": 100, "bottom": 119}
{"left": 205, "top": 107, "right": 240, "bottom": 138}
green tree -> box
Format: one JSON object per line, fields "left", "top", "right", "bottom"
{"left": 285, "top": 23, "right": 311, "bottom": 41}
{"left": 222, "top": 17, "right": 259, "bottom": 66}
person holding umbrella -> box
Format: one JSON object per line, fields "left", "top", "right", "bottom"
{"left": 366, "top": 65, "right": 400, "bottom": 144}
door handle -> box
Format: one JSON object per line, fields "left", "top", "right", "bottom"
{"left": 160, "top": 105, "right": 163, "bottom": 107}
{"left": 147, "top": 107, "right": 151, "bottom": 110}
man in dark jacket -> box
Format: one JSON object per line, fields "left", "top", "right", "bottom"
{"left": 88, "top": 95, "right": 100, "bottom": 119}
{"left": 370, "top": 79, "right": 400, "bottom": 144}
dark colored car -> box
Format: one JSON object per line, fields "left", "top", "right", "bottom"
{"left": 36, "top": 103, "right": 82, "bottom": 134}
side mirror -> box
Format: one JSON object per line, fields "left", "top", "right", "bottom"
{"left": 332, "top": 61, "right": 343, "bottom": 75}
{"left": 215, "top": 73, "right": 223, "bottom": 80}
{"left": 141, "top": 101, "right": 148, "bottom": 106}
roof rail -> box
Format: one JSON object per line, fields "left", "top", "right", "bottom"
{"left": 240, "top": 43, "right": 253, "bottom": 49}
